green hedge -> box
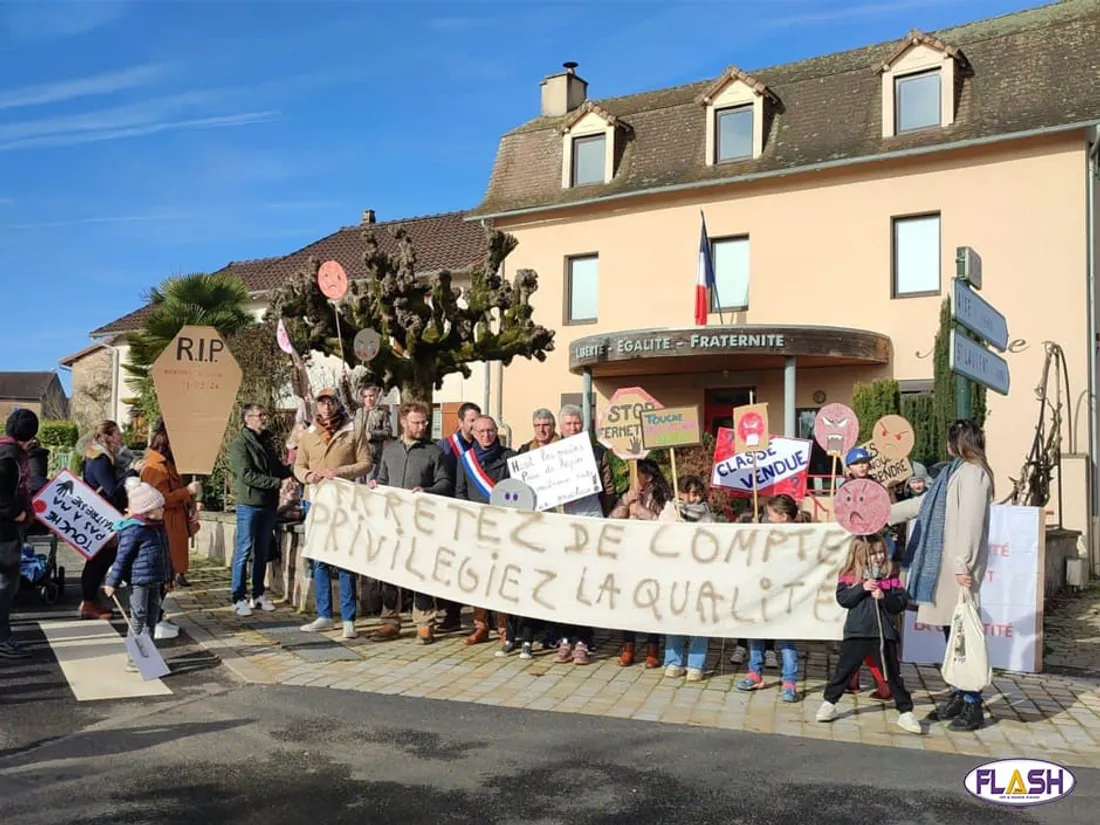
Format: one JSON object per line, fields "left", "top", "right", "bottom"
{"left": 37, "top": 419, "right": 79, "bottom": 449}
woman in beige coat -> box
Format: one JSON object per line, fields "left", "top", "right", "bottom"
{"left": 889, "top": 419, "right": 993, "bottom": 732}
{"left": 294, "top": 387, "right": 371, "bottom": 639}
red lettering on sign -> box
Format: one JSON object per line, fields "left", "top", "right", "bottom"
{"left": 989, "top": 543, "right": 1010, "bottom": 558}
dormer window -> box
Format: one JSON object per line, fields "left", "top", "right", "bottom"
{"left": 880, "top": 30, "right": 967, "bottom": 139}
{"left": 559, "top": 101, "right": 629, "bottom": 189}
{"left": 697, "top": 66, "right": 778, "bottom": 166}
{"left": 716, "top": 105, "right": 753, "bottom": 162}
{"left": 894, "top": 69, "right": 942, "bottom": 132}
{"left": 571, "top": 134, "right": 606, "bottom": 186}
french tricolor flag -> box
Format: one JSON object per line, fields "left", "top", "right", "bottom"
{"left": 694, "top": 210, "right": 717, "bottom": 326}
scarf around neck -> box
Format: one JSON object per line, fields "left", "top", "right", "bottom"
{"left": 0, "top": 435, "right": 31, "bottom": 516}
{"left": 472, "top": 439, "right": 505, "bottom": 465}
{"left": 314, "top": 406, "right": 347, "bottom": 443}
{"left": 903, "top": 458, "right": 961, "bottom": 603}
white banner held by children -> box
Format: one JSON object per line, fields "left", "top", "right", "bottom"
{"left": 33, "top": 469, "right": 122, "bottom": 559}
{"left": 901, "top": 505, "right": 1043, "bottom": 673}
{"left": 302, "top": 479, "right": 853, "bottom": 639}
{"left": 506, "top": 433, "right": 602, "bottom": 511}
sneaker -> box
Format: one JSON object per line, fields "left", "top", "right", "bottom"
{"left": 519, "top": 642, "right": 533, "bottom": 660}
{"left": 495, "top": 640, "right": 516, "bottom": 657}
{"left": 300, "top": 617, "right": 334, "bottom": 632}
{"left": 816, "top": 700, "right": 838, "bottom": 722}
{"left": 780, "top": 682, "right": 798, "bottom": 703}
{"left": 154, "top": 621, "right": 179, "bottom": 641}
{"left": 736, "top": 672, "right": 764, "bottom": 691}
{"left": 342, "top": 621, "right": 357, "bottom": 640}
{"left": 553, "top": 640, "right": 573, "bottom": 664}
{"left": 729, "top": 644, "right": 746, "bottom": 664}
{"left": 665, "top": 664, "right": 686, "bottom": 679}
{"left": 685, "top": 667, "right": 704, "bottom": 683}
{"left": 765, "top": 650, "right": 779, "bottom": 669}
{"left": 897, "top": 711, "right": 923, "bottom": 734}
{"left": 233, "top": 600, "right": 253, "bottom": 617}
{"left": 252, "top": 595, "right": 277, "bottom": 613}
{"left": 0, "top": 639, "right": 30, "bottom": 659}
{"left": 572, "top": 641, "right": 590, "bottom": 665}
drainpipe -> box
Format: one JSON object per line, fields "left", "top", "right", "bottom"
{"left": 1088, "top": 127, "right": 1100, "bottom": 574}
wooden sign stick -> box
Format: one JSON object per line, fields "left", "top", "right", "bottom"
{"left": 669, "top": 448, "right": 682, "bottom": 521}
{"left": 751, "top": 449, "right": 760, "bottom": 522}
{"left": 628, "top": 458, "right": 639, "bottom": 492}
{"left": 331, "top": 301, "right": 347, "bottom": 371}
{"left": 829, "top": 454, "right": 839, "bottom": 521}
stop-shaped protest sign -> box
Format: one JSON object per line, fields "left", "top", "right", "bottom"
{"left": 597, "top": 386, "right": 662, "bottom": 460}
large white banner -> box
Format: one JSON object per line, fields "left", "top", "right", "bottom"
{"left": 901, "top": 505, "right": 1044, "bottom": 673}
{"left": 303, "top": 479, "right": 852, "bottom": 639}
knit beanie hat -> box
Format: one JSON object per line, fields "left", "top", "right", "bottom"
{"left": 5, "top": 408, "right": 39, "bottom": 442}
{"left": 126, "top": 481, "right": 165, "bottom": 516}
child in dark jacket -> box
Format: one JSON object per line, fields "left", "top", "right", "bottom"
{"left": 103, "top": 482, "right": 170, "bottom": 672}
{"left": 815, "top": 534, "right": 922, "bottom": 735}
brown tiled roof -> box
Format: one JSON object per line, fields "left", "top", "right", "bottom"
{"left": 471, "top": 0, "right": 1100, "bottom": 217}
{"left": 0, "top": 372, "right": 57, "bottom": 400}
{"left": 90, "top": 257, "right": 282, "bottom": 336}
{"left": 243, "top": 210, "right": 490, "bottom": 292}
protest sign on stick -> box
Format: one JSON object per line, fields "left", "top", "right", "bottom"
{"left": 33, "top": 470, "right": 122, "bottom": 559}
{"left": 813, "top": 403, "right": 859, "bottom": 520}
{"left": 711, "top": 434, "right": 811, "bottom": 501}
{"left": 641, "top": 405, "right": 701, "bottom": 516}
{"left": 597, "top": 386, "right": 662, "bottom": 492}
{"left": 506, "top": 433, "right": 602, "bottom": 511}
{"left": 734, "top": 402, "right": 769, "bottom": 520}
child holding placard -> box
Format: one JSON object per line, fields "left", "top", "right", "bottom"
{"left": 663, "top": 476, "right": 713, "bottom": 681}
{"left": 735, "top": 495, "right": 802, "bottom": 702}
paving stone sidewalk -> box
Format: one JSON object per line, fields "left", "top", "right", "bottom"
{"left": 167, "top": 556, "right": 1100, "bottom": 769}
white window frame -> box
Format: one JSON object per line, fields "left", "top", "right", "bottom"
{"left": 565, "top": 254, "right": 599, "bottom": 324}
{"left": 894, "top": 69, "right": 942, "bottom": 133}
{"left": 892, "top": 213, "right": 941, "bottom": 297}
{"left": 715, "top": 105, "right": 754, "bottom": 163}
{"left": 710, "top": 235, "right": 750, "bottom": 312}
{"left": 570, "top": 134, "right": 606, "bottom": 187}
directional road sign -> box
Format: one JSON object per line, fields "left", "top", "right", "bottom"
{"left": 951, "top": 279, "right": 1008, "bottom": 352}
{"left": 950, "top": 330, "right": 1010, "bottom": 395}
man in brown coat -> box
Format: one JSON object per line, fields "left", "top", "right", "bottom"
{"left": 296, "top": 388, "right": 372, "bottom": 639}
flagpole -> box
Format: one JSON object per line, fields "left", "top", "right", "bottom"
{"left": 701, "top": 209, "right": 726, "bottom": 325}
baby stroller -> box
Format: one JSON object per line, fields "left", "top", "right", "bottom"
{"left": 19, "top": 535, "right": 65, "bottom": 606}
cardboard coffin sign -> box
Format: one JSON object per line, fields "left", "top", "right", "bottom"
{"left": 151, "top": 326, "right": 243, "bottom": 475}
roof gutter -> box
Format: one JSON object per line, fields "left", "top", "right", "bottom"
{"left": 467, "top": 119, "right": 1100, "bottom": 223}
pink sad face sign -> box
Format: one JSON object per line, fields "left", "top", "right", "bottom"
{"left": 834, "top": 478, "right": 891, "bottom": 535}
{"left": 814, "top": 403, "right": 859, "bottom": 456}
{"left": 317, "top": 260, "right": 348, "bottom": 300}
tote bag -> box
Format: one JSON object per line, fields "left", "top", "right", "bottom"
{"left": 941, "top": 589, "right": 992, "bottom": 692}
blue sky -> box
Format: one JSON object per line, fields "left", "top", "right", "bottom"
{"left": 0, "top": 0, "right": 1045, "bottom": 391}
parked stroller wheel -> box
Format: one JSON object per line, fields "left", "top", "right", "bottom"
{"left": 40, "top": 580, "right": 60, "bottom": 606}
{"left": 57, "top": 566, "right": 66, "bottom": 598}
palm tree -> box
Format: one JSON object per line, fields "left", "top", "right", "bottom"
{"left": 124, "top": 272, "right": 253, "bottom": 422}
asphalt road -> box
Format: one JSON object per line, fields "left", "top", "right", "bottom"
{"left": 2, "top": 680, "right": 1096, "bottom": 825}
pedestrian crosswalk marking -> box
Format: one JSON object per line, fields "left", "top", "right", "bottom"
{"left": 36, "top": 620, "right": 173, "bottom": 702}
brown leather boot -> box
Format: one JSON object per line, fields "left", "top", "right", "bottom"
{"left": 79, "top": 601, "right": 111, "bottom": 620}
{"left": 644, "top": 642, "right": 660, "bottom": 669}
{"left": 372, "top": 624, "right": 400, "bottom": 642}
{"left": 417, "top": 626, "right": 435, "bottom": 645}
{"left": 619, "top": 642, "right": 636, "bottom": 667}
{"left": 465, "top": 626, "right": 489, "bottom": 645}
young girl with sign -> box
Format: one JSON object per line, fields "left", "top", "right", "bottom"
{"left": 815, "top": 534, "right": 922, "bottom": 735}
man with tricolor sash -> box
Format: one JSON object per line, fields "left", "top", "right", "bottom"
{"left": 436, "top": 402, "right": 481, "bottom": 477}
{"left": 455, "top": 415, "right": 517, "bottom": 648}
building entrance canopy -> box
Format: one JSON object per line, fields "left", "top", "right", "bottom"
{"left": 568, "top": 325, "right": 891, "bottom": 377}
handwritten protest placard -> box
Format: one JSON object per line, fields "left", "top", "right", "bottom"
{"left": 506, "top": 433, "right": 602, "bottom": 511}
{"left": 302, "top": 479, "right": 851, "bottom": 639}
{"left": 710, "top": 431, "right": 812, "bottom": 500}
{"left": 862, "top": 439, "right": 912, "bottom": 487}
{"left": 597, "top": 386, "right": 661, "bottom": 460}
{"left": 32, "top": 470, "right": 122, "bottom": 559}
{"left": 640, "top": 405, "right": 701, "bottom": 450}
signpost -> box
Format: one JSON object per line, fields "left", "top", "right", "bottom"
{"left": 951, "top": 247, "right": 1010, "bottom": 417}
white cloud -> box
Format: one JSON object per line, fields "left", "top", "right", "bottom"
{"left": 0, "top": 111, "right": 280, "bottom": 152}
{"left": 0, "top": 63, "right": 168, "bottom": 111}
{"left": 0, "top": 211, "right": 190, "bottom": 231}
{"left": 3, "top": 0, "right": 131, "bottom": 39}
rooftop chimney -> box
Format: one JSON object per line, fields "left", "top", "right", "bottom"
{"left": 361, "top": 209, "right": 376, "bottom": 225}
{"left": 540, "top": 61, "right": 587, "bottom": 118}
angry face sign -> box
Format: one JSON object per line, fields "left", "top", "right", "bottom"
{"left": 814, "top": 403, "right": 859, "bottom": 457}
{"left": 872, "top": 414, "right": 915, "bottom": 461}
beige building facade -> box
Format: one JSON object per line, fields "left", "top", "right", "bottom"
{"left": 470, "top": 2, "right": 1100, "bottom": 567}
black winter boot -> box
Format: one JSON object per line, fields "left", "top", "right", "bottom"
{"left": 948, "top": 699, "right": 984, "bottom": 732}
{"left": 929, "top": 692, "right": 966, "bottom": 722}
